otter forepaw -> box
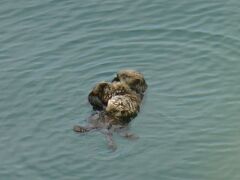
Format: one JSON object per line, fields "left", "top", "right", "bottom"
{"left": 73, "top": 125, "right": 90, "bottom": 133}
{"left": 122, "top": 132, "right": 139, "bottom": 140}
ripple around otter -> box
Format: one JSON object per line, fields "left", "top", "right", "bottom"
{"left": 1, "top": 0, "right": 240, "bottom": 180}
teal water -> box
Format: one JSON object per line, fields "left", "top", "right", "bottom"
{"left": 1, "top": 0, "right": 240, "bottom": 179}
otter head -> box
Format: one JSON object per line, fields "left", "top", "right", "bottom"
{"left": 112, "top": 70, "right": 148, "bottom": 96}
{"left": 88, "top": 82, "right": 113, "bottom": 110}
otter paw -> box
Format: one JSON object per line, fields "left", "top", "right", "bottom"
{"left": 73, "top": 125, "right": 89, "bottom": 133}
{"left": 124, "top": 133, "right": 139, "bottom": 140}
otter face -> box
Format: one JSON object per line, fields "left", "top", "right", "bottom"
{"left": 112, "top": 70, "right": 148, "bottom": 95}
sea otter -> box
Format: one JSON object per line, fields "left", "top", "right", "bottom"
{"left": 112, "top": 69, "right": 148, "bottom": 97}
{"left": 73, "top": 70, "right": 147, "bottom": 150}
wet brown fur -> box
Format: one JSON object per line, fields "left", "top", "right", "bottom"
{"left": 112, "top": 69, "right": 148, "bottom": 96}
{"left": 106, "top": 93, "right": 141, "bottom": 125}
{"left": 88, "top": 81, "right": 133, "bottom": 110}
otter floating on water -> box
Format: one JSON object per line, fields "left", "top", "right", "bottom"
{"left": 73, "top": 70, "right": 147, "bottom": 150}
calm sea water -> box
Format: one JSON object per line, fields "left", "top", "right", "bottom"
{"left": 1, "top": 0, "right": 240, "bottom": 180}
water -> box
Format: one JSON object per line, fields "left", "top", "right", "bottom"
{"left": 1, "top": 0, "right": 240, "bottom": 179}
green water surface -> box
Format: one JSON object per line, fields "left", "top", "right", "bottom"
{"left": 1, "top": 0, "right": 240, "bottom": 180}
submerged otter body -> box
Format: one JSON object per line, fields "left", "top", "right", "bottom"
{"left": 74, "top": 70, "right": 147, "bottom": 150}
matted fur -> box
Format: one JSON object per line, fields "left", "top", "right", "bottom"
{"left": 106, "top": 93, "right": 141, "bottom": 125}
{"left": 112, "top": 69, "right": 148, "bottom": 95}
{"left": 88, "top": 81, "right": 132, "bottom": 110}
